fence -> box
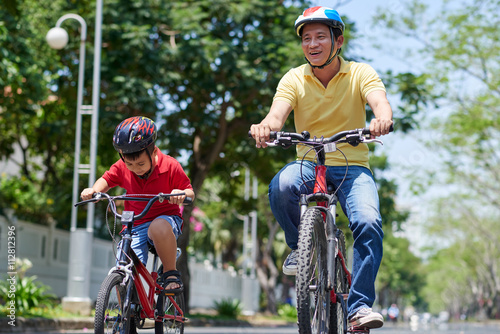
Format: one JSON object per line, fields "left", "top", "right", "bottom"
{"left": 0, "top": 216, "right": 259, "bottom": 312}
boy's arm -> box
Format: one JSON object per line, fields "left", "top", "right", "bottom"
{"left": 81, "top": 177, "right": 111, "bottom": 200}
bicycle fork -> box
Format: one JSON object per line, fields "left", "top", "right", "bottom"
{"left": 299, "top": 194, "right": 339, "bottom": 291}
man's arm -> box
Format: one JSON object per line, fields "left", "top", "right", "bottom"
{"left": 249, "top": 100, "right": 293, "bottom": 148}
{"left": 367, "top": 90, "right": 393, "bottom": 137}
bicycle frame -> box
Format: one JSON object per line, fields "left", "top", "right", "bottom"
{"left": 298, "top": 147, "right": 352, "bottom": 298}
{"left": 117, "top": 210, "right": 185, "bottom": 324}
{"left": 259, "top": 127, "right": 391, "bottom": 333}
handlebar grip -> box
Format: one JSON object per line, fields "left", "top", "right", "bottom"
{"left": 364, "top": 124, "right": 394, "bottom": 135}
{"left": 183, "top": 197, "right": 194, "bottom": 205}
{"left": 248, "top": 130, "right": 278, "bottom": 139}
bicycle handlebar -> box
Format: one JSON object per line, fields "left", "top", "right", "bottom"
{"left": 249, "top": 125, "right": 393, "bottom": 148}
{"left": 74, "top": 192, "right": 193, "bottom": 221}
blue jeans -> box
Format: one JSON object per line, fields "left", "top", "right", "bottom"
{"left": 269, "top": 161, "right": 383, "bottom": 316}
{"left": 119, "top": 215, "right": 183, "bottom": 265}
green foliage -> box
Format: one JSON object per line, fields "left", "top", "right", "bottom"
{"left": 277, "top": 303, "right": 297, "bottom": 322}
{"left": 0, "top": 259, "right": 56, "bottom": 316}
{"left": 376, "top": 0, "right": 500, "bottom": 318}
{"left": 0, "top": 173, "right": 60, "bottom": 224}
{"left": 212, "top": 297, "right": 242, "bottom": 318}
{"left": 2, "top": 0, "right": 420, "bottom": 316}
{"left": 376, "top": 234, "right": 426, "bottom": 310}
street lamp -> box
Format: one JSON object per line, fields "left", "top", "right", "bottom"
{"left": 46, "top": 2, "right": 102, "bottom": 315}
{"left": 46, "top": 14, "right": 87, "bottom": 236}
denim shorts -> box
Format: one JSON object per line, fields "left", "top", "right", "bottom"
{"left": 120, "top": 215, "right": 183, "bottom": 265}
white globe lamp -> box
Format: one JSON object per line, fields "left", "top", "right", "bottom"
{"left": 46, "top": 27, "right": 69, "bottom": 49}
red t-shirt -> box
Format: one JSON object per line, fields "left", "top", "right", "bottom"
{"left": 102, "top": 149, "right": 193, "bottom": 226}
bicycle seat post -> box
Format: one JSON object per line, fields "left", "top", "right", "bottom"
{"left": 118, "top": 211, "right": 135, "bottom": 266}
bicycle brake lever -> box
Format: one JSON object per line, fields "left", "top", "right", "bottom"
{"left": 266, "top": 139, "right": 292, "bottom": 149}
{"left": 361, "top": 137, "right": 384, "bottom": 145}
{"left": 266, "top": 141, "right": 279, "bottom": 147}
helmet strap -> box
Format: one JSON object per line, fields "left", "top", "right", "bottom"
{"left": 137, "top": 150, "right": 154, "bottom": 180}
{"left": 306, "top": 27, "right": 341, "bottom": 70}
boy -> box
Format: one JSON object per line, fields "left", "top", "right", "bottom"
{"left": 81, "top": 116, "right": 194, "bottom": 291}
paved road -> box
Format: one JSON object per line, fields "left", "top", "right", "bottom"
{"left": 30, "top": 322, "right": 500, "bottom": 334}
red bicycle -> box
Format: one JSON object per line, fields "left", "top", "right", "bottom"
{"left": 265, "top": 127, "right": 389, "bottom": 334}
{"left": 75, "top": 192, "right": 191, "bottom": 334}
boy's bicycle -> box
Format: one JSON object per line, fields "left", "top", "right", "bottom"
{"left": 264, "top": 127, "right": 389, "bottom": 334}
{"left": 75, "top": 192, "right": 192, "bottom": 334}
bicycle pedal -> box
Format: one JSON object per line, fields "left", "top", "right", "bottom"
{"left": 348, "top": 326, "right": 370, "bottom": 333}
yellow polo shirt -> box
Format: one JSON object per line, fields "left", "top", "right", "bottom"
{"left": 273, "top": 57, "right": 386, "bottom": 168}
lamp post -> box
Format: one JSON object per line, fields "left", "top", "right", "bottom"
{"left": 240, "top": 168, "right": 259, "bottom": 315}
{"left": 46, "top": 1, "right": 102, "bottom": 315}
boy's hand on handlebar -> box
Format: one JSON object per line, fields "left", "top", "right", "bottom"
{"left": 250, "top": 123, "right": 272, "bottom": 148}
{"left": 81, "top": 187, "right": 96, "bottom": 201}
{"left": 169, "top": 189, "right": 188, "bottom": 205}
{"left": 369, "top": 118, "right": 393, "bottom": 137}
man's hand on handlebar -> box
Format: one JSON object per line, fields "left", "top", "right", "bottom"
{"left": 250, "top": 123, "right": 273, "bottom": 148}
{"left": 369, "top": 118, "right": 393, "bottom": 137}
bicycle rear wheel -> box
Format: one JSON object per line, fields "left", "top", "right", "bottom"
{"left": 296, "top": 208, "right": 330, "bottom": 334}
{"left": 329, "top": 229, "right": 349, "bottom": 334}
{"left": 155, "top": 290, "right": 186, "bottom": 334}
{"left": 94, "top": 272, "right": 135, "bottom": 334}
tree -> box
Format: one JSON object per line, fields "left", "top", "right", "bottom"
{"left": 155, "top": 0, "right": 313, "bottom": 310}
{"left": 2, "top": 0, "right": 424, "bottom": 315}
{"left": 375, "top": 0, "right": 500, "bottom": 318}
{"left": 0, "top": 0, "right": 176, "bottom": 227}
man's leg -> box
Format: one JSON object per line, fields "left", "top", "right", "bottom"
{"left": 269, "top": 160, "right": 315, "bottom": 274}
{"left": 330, "top": 166, "right": 384, "bottom": 328}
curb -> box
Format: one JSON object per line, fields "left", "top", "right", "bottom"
{"left": 0, "top": 316, "right": 293, "bottom": 332}
{"left": 0, "top": 317, "right": 94, "bottom": 333}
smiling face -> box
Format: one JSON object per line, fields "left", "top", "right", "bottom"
{"left": 301, "top": 23, "right": 343, "bottom": 67}
{"left": 122, "top": 149, "right": 154, "bottom": 177}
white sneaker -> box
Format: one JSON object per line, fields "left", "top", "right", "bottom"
{"left": 348, "top": 308, "right": 384, "bottom": 329}
{"left": 282, "top": 250, "right": 298, "bottom": 275}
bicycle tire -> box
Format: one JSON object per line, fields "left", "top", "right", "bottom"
{"left": 94, "top": 272, "right": 135, "bottom": 334}
{"left": 155, "top": 290, "right": 186, "bottom": 334}
{"left": 296, "top": 208, "right": 330, "bottom": 334}
{"left": 329, "top": 229, "right": 349, "bottom": 334}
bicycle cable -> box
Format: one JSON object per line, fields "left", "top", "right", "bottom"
{"left": 297, "top": 141, "right": 351, "bottom": 199}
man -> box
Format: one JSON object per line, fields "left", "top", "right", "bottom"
{"left": 250, "top": 6, "right": 393, "bottom": 329}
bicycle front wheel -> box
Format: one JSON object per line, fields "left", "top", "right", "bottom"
{"left": 94, "top": 272, "right": 135, "bottom": 334}
{"left": 329, "top": 229, "right": 349, "bottom": 334}
{"left": 296, "top": 208, "right": 330, "bottom": 334}
{"left": 155, "top": 290, "right": 186, "bottom": 334}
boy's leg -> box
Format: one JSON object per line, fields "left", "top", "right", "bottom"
{"left": 148, "top": 215, "right": 182, "bottom": 290}
{"left": 128, "top": 222, "right": 152, "bottom": 265}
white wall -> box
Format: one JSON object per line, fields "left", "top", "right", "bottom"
{"left": 0, "top": 216, "right": 259, "bottom": 311}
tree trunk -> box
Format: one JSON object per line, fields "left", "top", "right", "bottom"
{"left": 255, "top": 219, "right": 280, "bottom": 314}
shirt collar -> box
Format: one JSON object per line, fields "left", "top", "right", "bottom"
{"left": 304, "top": 56, "right": 350, "bottom": 77}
